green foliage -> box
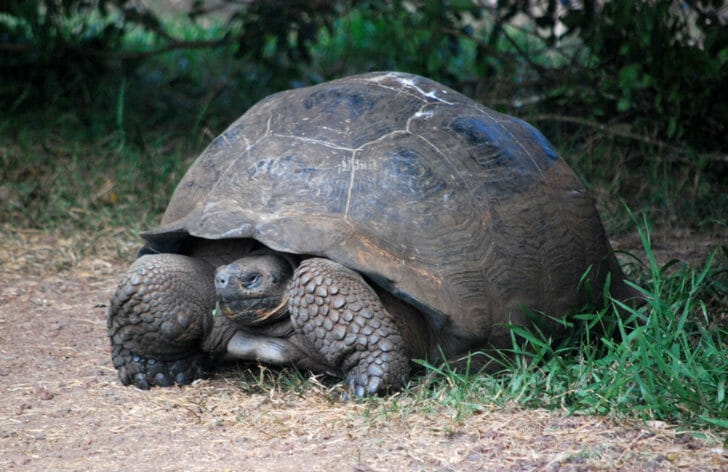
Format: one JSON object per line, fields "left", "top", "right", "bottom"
{"left": 311, "top": 0, "right": 480, "bottom": 86}
{"left": 555, "top": 0, "right": 728, "bottom": 152}
{"left": 1, "top": 0, "right": 135, "bottom": 106}
{"left": 189, "top": 0, "right": 348, "bottom": 91}
{"left": 3, "top": 0, "right": 726, "bottom": 154}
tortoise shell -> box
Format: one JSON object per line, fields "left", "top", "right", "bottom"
{"left": 143, "top": 72, "right": 618, "bottom": 342}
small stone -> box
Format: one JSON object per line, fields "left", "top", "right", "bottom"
{"left": 323, "top": 318, "right": 333, "bottom": 331}
{"left": 9, "top": 454, "right": 30, "bottom": 466}
{"left": 315, "top": 286, "right": 328, "bottom": 297}
{"left": 360, "top": 309, "right": 374, "bottom": 319}
{"left": 329, "top": 285, "right": 339, "bottom": 295}
{"left": 348, "top": 302, "right": 362, "bottom": 312}
{"left": 342, "top": 310, "right": 354, "bottom": 322}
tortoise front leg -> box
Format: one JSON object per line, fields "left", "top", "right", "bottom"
{"left": 288, "top": 258, "right": 411, "bottom": 397}
{"left": 108, "top": 254, "right": 220, "bottom": 388}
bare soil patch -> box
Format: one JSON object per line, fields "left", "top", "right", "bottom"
{"left": 1, "top": 227, "right": 726, "bottom": 471}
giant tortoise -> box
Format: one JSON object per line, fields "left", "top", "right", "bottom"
{"left": 108, "top": 71, "right": 635, "bottom": 397}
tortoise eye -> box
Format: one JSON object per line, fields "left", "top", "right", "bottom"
{"left": 242, "top": 273, "right": 261, "bottom": 289}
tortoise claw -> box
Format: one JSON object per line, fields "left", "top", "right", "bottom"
{"left": 112, "top": 342, "right": 207, "bottom": 389}
{"left": 342, "top": 349, "right": 406, "bottom": 399}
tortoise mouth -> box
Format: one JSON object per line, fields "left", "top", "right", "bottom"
{"left": 218, "top": 293, "right": 289, "bottom": 326}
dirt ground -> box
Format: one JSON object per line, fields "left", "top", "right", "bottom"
{"left": 1, "top": 228, "right": 727, "bottom": 472}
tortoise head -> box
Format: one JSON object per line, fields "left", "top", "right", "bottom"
{"left": 214, "top": 254, "right": 294, "bottom": 326}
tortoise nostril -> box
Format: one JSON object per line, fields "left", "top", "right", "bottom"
{"left": 215, "top": 275, "right": 228, "bottom": 289}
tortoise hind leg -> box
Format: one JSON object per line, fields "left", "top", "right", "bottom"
{"left": 288, "top": 258, "right": 410, "bottom": 398}
{"left": 108, "top": 254, "right": 216, "bottom": 388}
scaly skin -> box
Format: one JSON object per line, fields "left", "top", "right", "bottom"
{"left": 288, "top": 258, "right": 410, "bottom": 397}
{"left": 108, "top": 254, "right": 219, "bottom": 388}
{"left": 109, "top": 253, "right": 419, "bottom": 397}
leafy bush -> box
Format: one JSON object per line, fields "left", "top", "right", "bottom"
{"left": 1, "top": 0, "right": 131, "bottom": 106}
{"left": 554, "top": 0, "right": 728, "bottom": 152}
{"left": 4, "top": 0, "right": 725, "bottom": 152}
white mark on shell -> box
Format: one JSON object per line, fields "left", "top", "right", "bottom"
{"left": 366, "top": 72, "right": 454, "bottom": 105}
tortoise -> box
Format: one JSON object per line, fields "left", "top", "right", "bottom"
{"left": 108, "top": 71, "right": 635, "bottom": 397}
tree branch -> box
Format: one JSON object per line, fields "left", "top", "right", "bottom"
{"left": 0, "top": 37, "right": 233, "bottom": 60}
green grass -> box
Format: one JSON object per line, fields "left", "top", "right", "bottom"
{"left": 408, "top": 217, "right": 727, "bottom": 432}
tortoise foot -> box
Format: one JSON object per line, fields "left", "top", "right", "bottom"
{"left": 343, "top": 348, "right": 409, "bottom": 398}
{"left": 289, "top": 258, "right": 410, "bottom": 397}
{"left": 108, "top": 254, "right": 217, "bottom": 388}
{"left": 111, "top": 342, "right": 208, "bottom": 389}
